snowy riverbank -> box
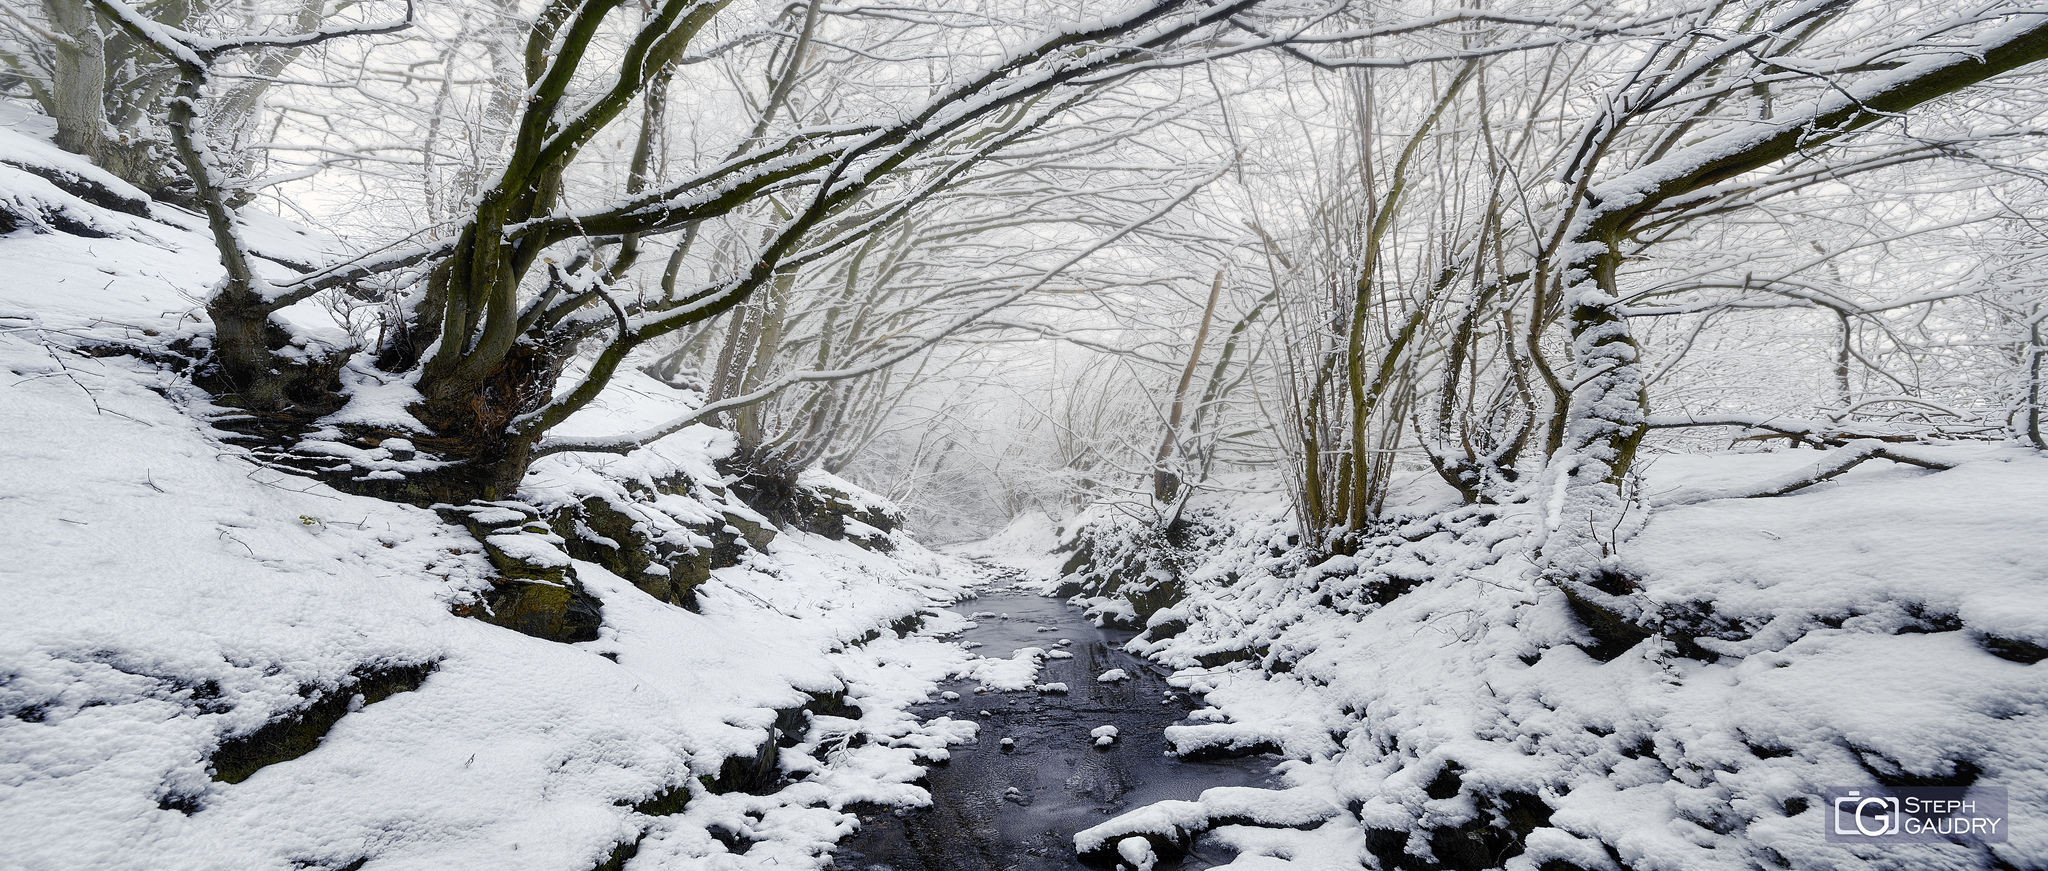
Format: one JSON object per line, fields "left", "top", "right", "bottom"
{"left": 0, "top": 111, "right": 1003, "bottom": 871}
{"left": 999, "top": 455, "right": 2048, "bottom": 871}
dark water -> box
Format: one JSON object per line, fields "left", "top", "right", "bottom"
{"left": 827, "top": 586, "right": 1280, "bottom": 871}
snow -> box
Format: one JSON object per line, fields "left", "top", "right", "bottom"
{"left": 947, "top": 509, "right": 1070, "bottom": 582}
{"left": 1117, "top": 835, "right": 1157, "bottom": 871}
{"left": 1075, "top": 785, "right": 1344, "bottom": 856}
{"left": 1018, "top": 448, "right": 2048, "bottom": 870}
{"left": 0, "top": 127, "right": 996, "bottom": 871}
{"left": 0, "top": 102, "right": 150, "bottom": 214}
{"left": 959, "top": 646, "right": 1044, "bottom": 692}
{"left": 1097, "top": 668, "right": 1129, "bottom": 682}
{"left": 483, "top": 533, "right": 573, "bottom": 568}
{"left": 796, "top": 467, "right": 893, "bottom": 518}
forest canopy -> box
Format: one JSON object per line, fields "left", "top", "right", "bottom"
{"left": 4, "top": 0, "right": 2047, "bottom": 556}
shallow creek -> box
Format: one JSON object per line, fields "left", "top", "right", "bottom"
{"left": 828, "top": 587, "right": 1280, "bottom": 871}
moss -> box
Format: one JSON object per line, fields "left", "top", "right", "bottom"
{"left": 546, "top": 496, "right": 709, "bottom": 610}
{"left": 553, "top": 496, "right": 653, "bottom": 580}
{"left": 591, "top": 835, "right": 643, "bottom": 871}
{"left": 436, "top": 501, "right": 605, "bottom": 642}
{"left": 697, "top": 692, "right": 860, "bottom": 797}
{"left": 211, "top": 661, "right": 437, "bottom": 784}
{"left": 1559, "top": 583, "right": 1653, "bottom": 663}
{"left": 721, "top": 512, "right": 777, "bottom": 551}
{"left": 1124, "top": 578, "right": 1185, "bottom": 620}
{"left": 532, "top": 485, "right": 802, "bottom": 616}
{"left": 717, "top": 457, "right": 901, "bottom": 544}
{"left": 471, "top": 579, "right": 603, "bottom": 644}
{"left": 629, "top": 784, "right": 691, "bottom": 817}
{"left": 656, "top": 518, "right": 758, "bottom": 611}
{"left": 1362, "top": 786, "right": 1559, "bottom": 871}
{"left": 1982, "top": 633, "right": 2048, "bottom": 664}
{"left": 889, "top": 613, "right": 925, "bottom": 637}
{"left": 1194, "top": 646, "right": 1262, "bottom": 668}
{"left": 1141, "top": 618, "right": 1188, "bottom": 642}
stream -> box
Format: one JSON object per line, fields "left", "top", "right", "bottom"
{"left": 827, "top": 584, "right": 1280, "bottom": 871}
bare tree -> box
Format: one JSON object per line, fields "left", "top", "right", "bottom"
{"left": 93, "top": 0, "right": 1332, "bottom": 504}
{"left": 1527, "top": 3, "right": 2048, "bottom": 597}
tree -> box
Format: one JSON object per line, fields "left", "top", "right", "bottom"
{"left": 90, "top": 0, "right": 1329, "bottom": 504}
{"left": 1528, "top": 2, "right": 2048, "bottom": 595}
{"left": 1176, "top": 0, "right": 2048, "bottom": 564}
{"left": 2, "top": 0, "right": 351, "bottom": 200}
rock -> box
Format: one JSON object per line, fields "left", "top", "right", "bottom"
{"left": 440, "top": 501, "right": 603, "bottom": 644}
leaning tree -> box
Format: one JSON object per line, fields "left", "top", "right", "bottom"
{"left": 84, "top": 0, "right": 1301, "bottom": 502}
{"left": 1521, "top": 2, "right": 2048, "bottom": 602}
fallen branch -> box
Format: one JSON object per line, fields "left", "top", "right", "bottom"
{"left": 1650, "top": 439, "right": 1956, "bottom": 507}
{"left": 1646, "top": 411, "right": 1921, "bottom": 447}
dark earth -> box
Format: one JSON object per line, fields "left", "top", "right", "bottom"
{"left": 827, "top": 584, "right": 1280, "bottom": 871}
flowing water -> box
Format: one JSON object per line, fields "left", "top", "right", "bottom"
{"left": 827, "top": 586, "right": 1280, "bottom": 871}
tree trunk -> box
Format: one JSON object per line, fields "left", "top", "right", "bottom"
{"left": 2027, "top": 305, "right": 2046, "bottom": 450}
{"left": 1153, "top": 270, "right": 1223, "bottom": 503}
{"left": 43, "top": 0, "right": 111, "bottom": 167}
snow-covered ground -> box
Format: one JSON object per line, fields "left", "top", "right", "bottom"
{"left": 10, "top": 94, "right": 2046, "bottom": 871}
{"left": 0, "top": 105, "right": 1005, "bottom": 871}
{"left": 999, "top": 454, "right": 2048, "bottom": 870}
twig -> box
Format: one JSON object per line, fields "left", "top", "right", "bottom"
{"left": 43, "top": 343, "right": 106, "bottom": 415}
{"left": 218, "top": 528, "right": 256, "bottom": 556}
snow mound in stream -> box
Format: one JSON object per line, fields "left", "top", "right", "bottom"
{"left": 961, "top": 647, "right": 1046, "bottom": 691}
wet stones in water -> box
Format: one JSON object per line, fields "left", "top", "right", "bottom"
{"left": 831, "top": 588, "right": 1282, "bottom": 871}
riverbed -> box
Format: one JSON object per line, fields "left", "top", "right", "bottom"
{"left": 827, "top": 584, "right": 1280, "bottom": 871}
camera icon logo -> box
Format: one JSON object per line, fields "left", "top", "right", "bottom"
{"left": 1833, "top": 790, "right": 1901, "bottom": 837}
{"left": 1823, "top": 785, "right": 2007, "bottom": 844}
